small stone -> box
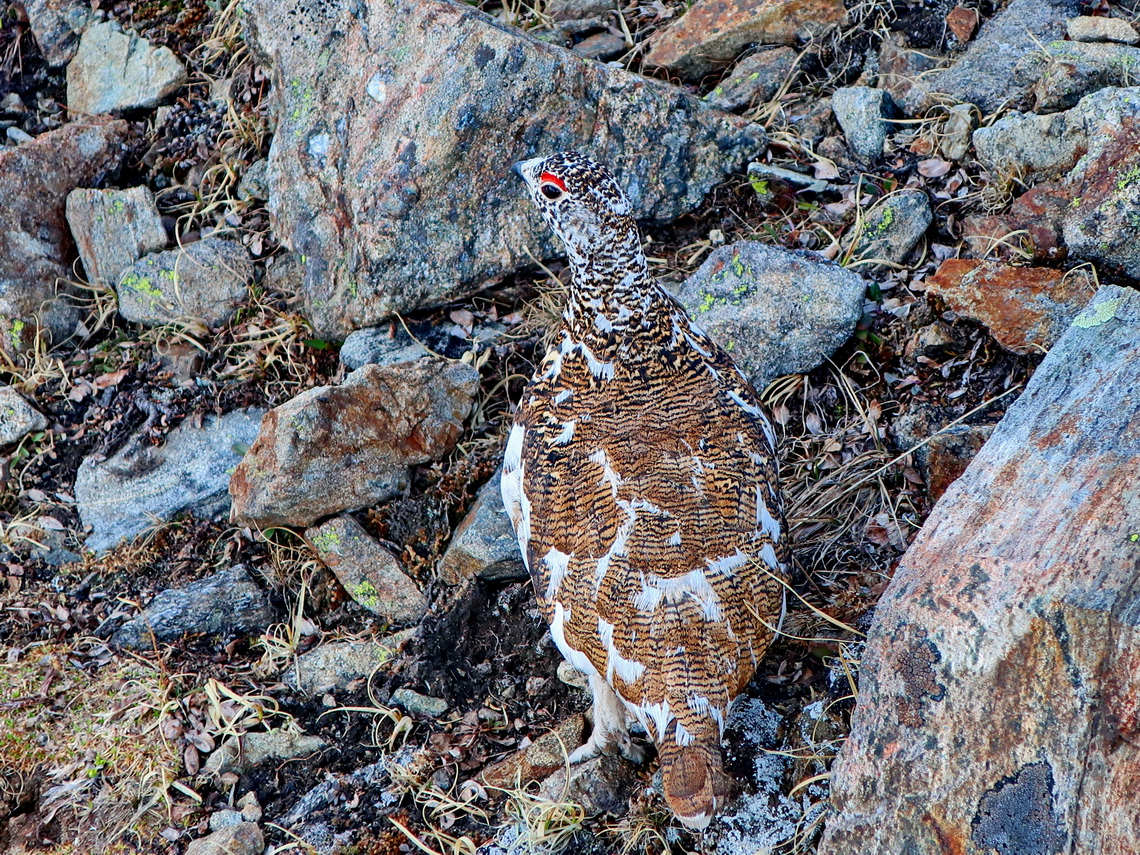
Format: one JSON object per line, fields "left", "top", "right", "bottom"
{"left": 204, "top": 730, "right": 327, "bottom": 775}
{"left": 67, "top": 21, "right": 188, "bottom": 115}
{"left": 1066, "top": 16, "right": 1139, "bottom": 45}
{"left": 845, "top": 189, "right": 932, "bottom": 269}
{"left": 972, "top": 110, "right": 1083, "bottom": 179}
{"left": 282, "top": 631, "right": 413, "bottom": 694}
{"left": 229, "top": 358, "right": 478, "bottom": 528}
{"left": 17, "top": 0, "right": 91, "bottom": 66}
{"left": 832, "top": 87, "right": 894, "bottom": 161}
{"left": 571, "top": 31, "right": 626, "bottom": 61}
{"left": 307, "top": 516, "right": 427, "bottom": 624}
{"left": 705, "top": 47, "right": 800, "bottom": 112}
{"left": 0, "top": 386, "right": 48, "bottom": 445}
{"left": 877, "top": 34, "right": 944, "bottom": 115}
{"left": 76, "top": 408, "right": 264, "bottom": 553}
{"left": 237, "top": 159, "right": 268, "bottom": 201}
{"left": 390, "top": 688, "right": 449, "bottom": 719}
{"left": 545, "top": 0, "right": 614, "bottom": 20}
{"left": 0, "top": 118, "right": 131, "bottom": 355}
{"left": 6, "top": 127, "right": 33, "bottom": 144}
{"left": 538, "top": 753, "right": 633, "bottom": 816}
{"left": 111, "top": 565, "right": 276, "bottom": 650}
{"left": 185, "top": 823, "right": 263, "bottom": 855}
{"left": 438, "top": 468, "right": 526, "bottom": 585}
{"left": 675, "top": 241, "right": 867, "bottom": 389}
{"left": 945, "top": 5, "right": 979, "bottom": 43}
{"left": 1031, "top": 41, "right": 1140, "bottom": 112}
{"left": 926, "top": 259, "right": 1093, "bottom": 354}
{"left": 339, "top": 325, "right": 430, "bottom": 371}
{"left": 747, "top": 161, "right": 828, "bottom": 192}
{"left": 66, "top": 187, "right": 168, "bottom": 289}
{"left": 556, "top": 660, "right": 589, "bottom": 690}
{"left": 208, "top": 810, "right": 244, "bottom": 832}
{"left": 939, "top": 104, "right": 975, "bottom": 162}
{"left": 117, "top": 238, "right": 253, "bottom": 327}
{"left": 644, "top": 0, "right": 846, "bottom": 81}
{"left": 480, "top": 715, "right": 585, "bottom": 789}
{"left": 238, "top": 792, "right": 263, "bottom": 822}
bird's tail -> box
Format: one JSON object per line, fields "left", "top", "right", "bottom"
{"left": 658, "top": 719, "right": 728, "bottom": 831}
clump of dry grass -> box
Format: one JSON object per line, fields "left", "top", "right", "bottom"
{"left": 0, "top": 644, "right": 180, "bottom": 851}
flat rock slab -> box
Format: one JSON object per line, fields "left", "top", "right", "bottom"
{"left": 244, "top": 0, "right": 766, "bottom": 338}
{"left": 185, "top": 823, "right": 264, "bottom": 855}
{"left": 116, "top": 238, "right": 254, "bottom": 327}
{"left": 438, "top": 468, "right": 527, "bottom": 585}
{"left": 895, "top": 0, "right": 1078, "bottom": 115}
{"left": 832, "top": 87, "right": 894, "bottom": 162}
{"left": 676, "top": 241, "right": 865, "bottom": 390}
{"left": 0, "top": 118, "right": 131, "bottom": 355}
{"left": 1032, "top": 40, "right": 1140, "bottom": 112}
{"left": 926, "top": 259, "right": 1093, "bottom": 354}
{"left": 76, "top": 408, "right": 265, "bottom": 553}
{"left": 643, "top": 0, "right": 845, "bottom": 81}
{"left": 229, "top": 358, "right": 478, "bottom": 528}
{"left": 704, "top": 47, "right": 800, "bottom": 113}
{"left": 821, "top": 286, "right": 1140, "bottom": 854}
{"left": 1066, "top": 15, "right": 1139, "bottom": 44}
{"left": 0, "top": 386, "right": 48, "bottom": 445}
{"left": 845, "top": 189, "right": 932, "bottom": 270}
{"left": 111, "top": 565, "right": 276, "bottom": 650}
{"left": 307, "top": 516, "right": 426, "bottom": 625}
{"left": 67, "top": 21, "right": 187, "bottom": 114}
{"left": 204, "top": 730, "right": 327, "bottom": 775}
{"left": 282, "top": 631, "right": 412, "bottom": 695}
{"left": 66, "top": 186, "right": 167, "bottom": 289}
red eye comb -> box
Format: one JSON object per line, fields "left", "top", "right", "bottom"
{"left": 539, "top": 172, "right": 567, "bottom": 192}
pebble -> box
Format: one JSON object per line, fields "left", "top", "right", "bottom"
{"left": 0, "top": 386, "right": 48, "bottom": 445}
{"left": 832, "top": 87, "right": 895, "bottom": 161}
{"left": 390, "top": 688, "right": 449, "bottom": 718}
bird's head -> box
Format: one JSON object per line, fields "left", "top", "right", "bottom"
{"left": 514, "top": 151, "right": 640, "bottom": 270}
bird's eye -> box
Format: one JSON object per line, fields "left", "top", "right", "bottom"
{"left": 538, "top": 171, "right": 567, "bottom": 200}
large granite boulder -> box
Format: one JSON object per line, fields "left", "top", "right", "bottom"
{"left": 244, "top": 0, "right": 766, "bottom": 338}
{"left": 821, "top": 286, "right": 1140, "bottom": 854}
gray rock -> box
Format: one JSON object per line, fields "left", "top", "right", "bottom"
{"left": 832, "top": 87, "right": 894, "bottom": 161}
{"left": 117, "top": 238, "right": 254, "bottom": 327}
{"left": 6, "top": 127, "right": 34, "bottom": 145}
{"left": 545, "top": 0, "right": 615, "bottom": 20}
{"left": 0, "top": 118, "right": 131, "bottom": 355}
{"left": 747, "top": 161, "right": 829, "bottom": 193}
{"left": 972, "top": 110, "right": 1084, "bottom": 179}
{"left": 66, "top": 186, "right": 167, "bottom": 288}
{"left": 1066, "top": 15, "right": 1139, "bottom": 44}
{"left": 245, "top": 0, "right": 765, "bottom": 338}
{"left": 676, "top": 241, "right": 866, "bottom": 390}
{"left": 204, "top": 729, "right": 327, "bottom": 775}
{"left": 15, "top": 0, "right": 91, "bottom": 65}
{"left": 1062, "top": 87, "right": 1140, "bottom": 278}
{"left": 111, "top": 565, "right": 276, "bottom": 650}
{"left": 307, "top": 516, "right": 427, "bottom": 624}
{"left": 896, "top": 0, "right": 1078, "bottom": 115}
{"left": 0, "top": 386, "right": 48, "bottom": 445}
{"left": 237, "top": 158, "right": 268, "bottom": 201}
{"left": 208, "top": 810, "right": 245, "bottom": 832}
{"left": 437, "top": 468, "right": 526, "bottom": 585}
{"left": 185, "top": 823, "right": 263, "bottom": 855}
{"left": 390, "top": 688, "right": 449, "bottom": 718}
{"left": 571, "top": 31, "right": 626, "bottom": 61}
{"left": 557, "top": 659, "right": 589, "bottom": 690}
{"left": 845, "top": 189, "right": 932, "bottom": 269}
{"left": 66, "top": 22, "right": 187, "bottom": 115}
{"left": 282, "top": 631, "right": 413, "bottom": 694}
{"left": 229, "top": 359, "right": 478, "bottom": 528}
{"left": 339, "top": 325, "right": 429, "bottom": 371}
{"left": 76, "top": 408, "right": 264, "bottom": 553}
{"left": 1030, "top": 39, "right": 1140, "bottom": 112}
{"left": 939, "top": 103, "right": 975, "bottom": 162}
{"left": 705, "top": 47, "right": 800, "bottom": 112}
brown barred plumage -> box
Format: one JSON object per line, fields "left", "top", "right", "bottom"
{"left": 502, "top": 152, "right": 788, "bottom": 829}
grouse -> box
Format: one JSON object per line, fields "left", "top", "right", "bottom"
{"left": 501, "top": 151, "right": 788, "bottom": 830}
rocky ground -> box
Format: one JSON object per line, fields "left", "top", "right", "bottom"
{"left": 0, "top": 0, "right": 1137, "bottom": 852}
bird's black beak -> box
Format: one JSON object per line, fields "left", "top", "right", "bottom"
{"left": 511, "top": 161, "right": 524, "bottom": 180}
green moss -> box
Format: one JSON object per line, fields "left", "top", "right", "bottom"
{"left": 1116, "top": 163, "right": 1140, "bottom": 191}
{"left": 311, "top": 526, "right": 342, "bottom": 554}
{"left": 120, "top": 272, "right": 164, "bottom": 308}
{"left": 109, "top": 197, "right": 126, "bottom": 215}
{"left": 868, "top": 204, "right": 895, "bottom": 237}
{"left": 698, "top": 291, "right": 717, "bottom": 313}
{"left": 349, "top": 578, "right": 381, "bottom": 610}
{"left": 1073, "top": 296, "right": 1122, "bottom": 328}
{"left": 9, "top": 318, "right": 25, "bottom": 349}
